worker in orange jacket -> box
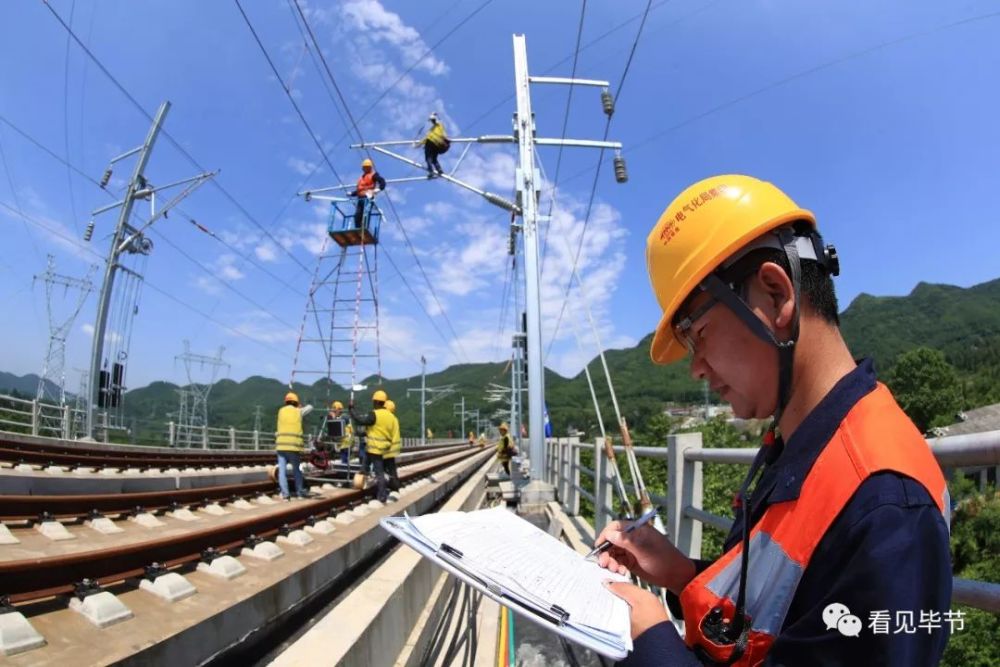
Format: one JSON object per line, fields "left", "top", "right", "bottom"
{"left": 349, "top": 158, "right": 386, "bottom": 228}
{"left": 598, "top": 176, "right": 951, "bottom": 666}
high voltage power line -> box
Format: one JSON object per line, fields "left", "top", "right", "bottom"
{"left": 545, "top": 0, "right": 655, "bottom": 362}
{"left": 42, "top": 0, "right": 314, "bottom": 276}
{"left": 285, "top": 0, "right": 474, "bottom": 363}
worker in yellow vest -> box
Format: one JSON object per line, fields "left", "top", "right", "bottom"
{"left": 477, "top": 433, "right": 487, "bottom": 448}
{"left": 327, "top": 400, "right": 353, "bottom": 466}
{"left": 383, "top": 399, "right": 402, "bottom": 493}
{"left": 416, "top": 112, "right": 449, "bottom": 176}
{"left": 349, "top": 389, "right": 399, "bottom": 503}
{"left": 468, "top": 430, "right": 475, "bottom": 446}
{"left": 496, "top": 423, "right": 516, "bottom": 475}
{"left": 275, "top": 391, "right": 314, "bottom": 500}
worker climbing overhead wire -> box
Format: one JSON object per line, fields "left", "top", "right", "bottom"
{"left": 415, "top": 112, "right": 450, "bottom": 177}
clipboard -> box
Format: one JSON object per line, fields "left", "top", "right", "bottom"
{"left": 380, "top": 514, "right": 631, "bottom": 660}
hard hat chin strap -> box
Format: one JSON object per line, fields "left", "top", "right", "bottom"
{"left": 690, "top": 231, "right": 807, "bottom": 664}
{"left": 700, "top": 228, "right": 803, "bottom": 425}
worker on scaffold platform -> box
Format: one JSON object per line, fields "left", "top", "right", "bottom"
{"left": 349, "top": 158, "right": 386, "bottom": 228}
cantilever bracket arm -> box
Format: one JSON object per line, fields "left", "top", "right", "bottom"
{"left": 115, "top": 171, "right": 216, "bottom": 254}
{"left": 349, "top": 135, "right": 515, "bottom": 149}
{"left": 362, "top": 145, "right": 521, "bottom": 215}
{"left": 528, "top": 76, "right": 610, "bottom": 88}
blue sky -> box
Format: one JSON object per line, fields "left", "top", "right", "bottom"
{"left": 1, "top": 0, "right": 999, "bottom": 394}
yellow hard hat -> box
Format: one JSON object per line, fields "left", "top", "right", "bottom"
{"left": 331, "top": 400, "right": 343, "bottom": 410}
{"left": 373, "top": 389, "right": 388, "bottom": 402}
{"left": 646, "top": 175, "right": 815, "bottom": 365}
{"left": 361, "top": 158, "right": 373, "bottom": 168}
{"left": 284, "top": 391, "right": 300, "bottom": 404}
{"left": 385, "top": 399, "right": 396, "bottom": 413}
{"left": 499, "top": 422, "right": 508, "bottom": 432}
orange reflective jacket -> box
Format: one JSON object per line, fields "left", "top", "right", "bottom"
{"left": 356, "top": 171, "right": 376, "bottom": 195}
{"left": 679, "top": 383, "right": 949, "bottom": 665}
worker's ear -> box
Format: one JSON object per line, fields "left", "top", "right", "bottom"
{"left": 752, "top": 262, "right": 795, "bottom": 331}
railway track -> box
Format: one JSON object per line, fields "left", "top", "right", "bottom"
{"left": 0, "top": 446, "right": 487, "bottom": 604}
{"left": 0, "top": 435, "right": 468, "bottom": 470}
{"left": 0, "top": 443, "right": 474, "bottom": 521}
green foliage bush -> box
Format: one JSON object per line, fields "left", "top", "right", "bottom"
{"left": 941, "top": 488, "right": 999, "bottom": 667}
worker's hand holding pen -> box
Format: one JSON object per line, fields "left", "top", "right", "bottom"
{"left": 594, "top": 513, "right": 699, "bottom": 640}
{"left": 593, "top": 514, "right": 697, "bottom": 595}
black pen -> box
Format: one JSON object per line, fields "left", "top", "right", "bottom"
{"left": 583, "top": 507, "right": 658, "bottom": 561}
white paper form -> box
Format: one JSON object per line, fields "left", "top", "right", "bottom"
{"left": 407, "top": 506, "right": 631, "bottom": 646}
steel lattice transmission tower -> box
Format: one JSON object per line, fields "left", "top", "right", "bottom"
{"left": 174, "top": 341, "right": 229, "bottom": 448}
{"left": 34, "top": 255, "right": 96, "bottom": 406}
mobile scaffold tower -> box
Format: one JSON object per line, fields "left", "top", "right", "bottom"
{"left": 290, "top": 194, "right": 384, "bottom": 409}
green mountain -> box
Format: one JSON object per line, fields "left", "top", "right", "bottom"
{"left": 112, "top": 276, "right": 1000, "bottom": 441}
{"left": 840, "top": 278, "right": 1000, "bottom": 405}
{"left": 0, "top": 372, "right": 63, "bottom": 399}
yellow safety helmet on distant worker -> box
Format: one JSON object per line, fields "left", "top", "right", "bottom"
{"left": 361, "top": 158, "right": 373, "bottom": 168}
{"left": 385, "top": 400, "right": 396, "bottom": 413}
{"left": 373, "top": 389, "right": 388, "bottom": 402}
{"left": 498, "top": 422, "right": 508, "bottom": 432}
{"left": 646, "top": 175, "right": 821, "bottom": 366}
{"left": 331, "top": 400, "right": 343, "bottom": 410}
{"left": 284, "top": 391, "right": 300, "bottom": 404}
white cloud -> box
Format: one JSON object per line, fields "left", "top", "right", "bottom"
{"left": 192, "top": 254, "right": 247, "bottom": 295}
{"left": 287, "top": 156, "right": 317, "bottom": 177}
{"left": 456, "top": 149, "right": 517, "bottom": 193}
{"left": 426, "top": 216, "right": 508, "bottom": 296}
{"left": 340, "top": 0, "right": 448, "bottom": 77}
{"left": 81, "top": 323, "right": 94, "bottom": 336}
{"left": 255, "top": 242, "right": 279, "bottom": 262}
{"left": 230, "top": 311, "right": 299, "bottom": 345}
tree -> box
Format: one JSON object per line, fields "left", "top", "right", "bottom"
{"left": 885, "top": 347, "right": 962, "bottom": 433}
{"left": 941, "top": 488, "right": 1000, "bottom": 667}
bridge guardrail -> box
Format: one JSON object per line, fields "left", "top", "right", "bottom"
{"left": 544, "top": 430, "right": 1000, "bottom": 615}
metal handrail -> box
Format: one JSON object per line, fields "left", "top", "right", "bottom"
{"left": 544, "top": 430, "right": 1000, "bottom": 615}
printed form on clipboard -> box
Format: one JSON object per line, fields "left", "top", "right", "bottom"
{"left": 380, "top": 505, "right": 633, "bottom": 660}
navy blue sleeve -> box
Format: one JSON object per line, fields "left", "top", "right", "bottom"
{"left": 349, "top": 407, "right": 376, "bottom": 426}
{"left": 616, "top": 621, "right": 703, "bottom": 667}
{"left": 766, "top": 473, "right": 952, "bottom": 666}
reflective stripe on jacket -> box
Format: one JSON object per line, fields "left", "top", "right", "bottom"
{"left": 422, "top": 123, "right": 448, "bottom": 147}
{"left": 365, "top": 408, "right": 399, "bottom": 457}
{"left": 385, "top": 425, "right": 402, "bottom": 459}
{"left": 679, "top": 383, "right": 949, "bottom": 665}
{"left": 275, "top": 404, "right": 305, "bottom": 452}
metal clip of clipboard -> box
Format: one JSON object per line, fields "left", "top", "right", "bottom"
{"left": 437, "top": 543, "right": 571, "bottom": 627}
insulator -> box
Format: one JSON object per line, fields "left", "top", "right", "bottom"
{"left": 601, "top": 89, "right": 615, "bottom": 117}
{"left": 99, "top": 168, "right": 112, "bottom": 188}
{"left": 304, "top": 191, "right": 312, "bottom": 202}
{"left": 478, "top": 135, "right": 517, "bottom": 144}
{"left": 483, "top": 191, "right": 519, "bottom": 213}
{"left": 83, "top": 220, "right": 95, "bottom": 242}
{"left": 613, "top": 153, "right": 628, "bottom": 184}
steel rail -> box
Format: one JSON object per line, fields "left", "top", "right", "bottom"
{"left": 0, "top": 447, "right": 491, "bottom": 603}
{"left": 0, "top": 444, "right": 476, "bottom": 521}
{"left": 0, "top": 438, "right": 469, "bottom": 469}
